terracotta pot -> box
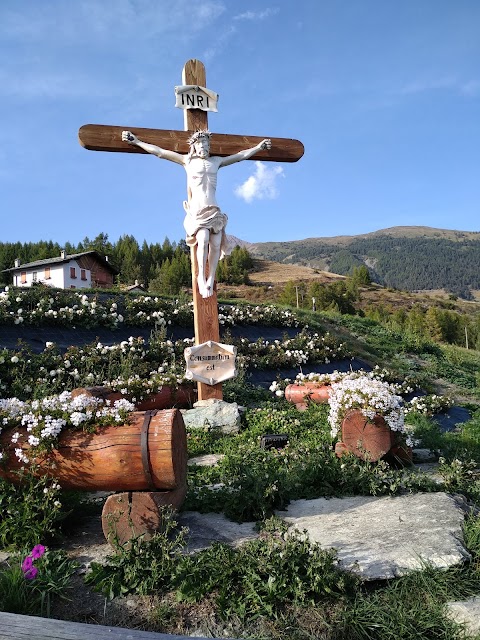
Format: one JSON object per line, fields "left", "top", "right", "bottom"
{"left": 72, "top": 384, "right": 196, "bottom": 410}
{"left": 285, "top": 383, "right": 331, "bottom": 410}
{"left": 0, "top": 408, "right": 187, "bottom": 492}
{"left": 336, "top": 409, "right": 394, "bottom": 462}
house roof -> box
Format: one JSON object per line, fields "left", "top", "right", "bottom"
{"left": 2, "top": 251, "right": 119, "bottom": 274}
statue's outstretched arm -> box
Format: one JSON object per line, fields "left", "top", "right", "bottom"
{"left": 122, "top": 131, "right": 185, "bottom": 165}
{"left": 219, "top": 139, "right": 271, "bottom": 167}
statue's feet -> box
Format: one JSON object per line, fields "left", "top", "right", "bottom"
{"left": 198, "top": 275, "right": 215, "bottom": 298}
{"left": 205, "top": 275, "right": 215, "bottom": 294}
{"left": 202, "top": 285, "right": 214, "bottom": 299}
{"left": 197, "top": 276, "right": 211, "bottom": 299}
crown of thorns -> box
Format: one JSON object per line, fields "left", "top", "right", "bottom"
{"left": 187, "top": 130, "right": 211, "bottom": 145}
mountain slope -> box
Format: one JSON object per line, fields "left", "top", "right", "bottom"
{"left": 249, "top": 226, "right": 480, "bottom": 298}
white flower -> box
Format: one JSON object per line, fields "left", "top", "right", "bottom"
{"left": 15, "top": 448, "right": 29, "bottom": 464}
{"left": 10, "top": 356, "right": 19, "bottom": 364}
{"left": 328, "top": 374, "right": 404, "bottom": 438}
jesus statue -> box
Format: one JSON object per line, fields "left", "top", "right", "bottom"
{"left": 122, "top": 129, "right": 271, "bottom": 298}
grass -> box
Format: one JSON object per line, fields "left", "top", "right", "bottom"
{"left": 2, "top": 295, "right": 480, "bottom": 637}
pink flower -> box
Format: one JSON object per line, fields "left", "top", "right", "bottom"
{"left": 30, "top": 544, "right": 46, "bottom": 559}
{"left": 23, "top": 566, "right": 38, "bottom": 580}
{"left": 21, "top": 556, "right": 33, "bottom": 572}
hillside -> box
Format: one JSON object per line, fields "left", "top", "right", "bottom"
{"left": 249, "top": 226, "right": 480, "bottom": 298}
{"left": 217, "top": 258, "right": 480, "bottom": 317}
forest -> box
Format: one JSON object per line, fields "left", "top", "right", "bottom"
{"left": 253, "top": 233, "right": 480, "bottom": 298}
{"left": 0, "top": 233, "right": 253, "bottom": 295}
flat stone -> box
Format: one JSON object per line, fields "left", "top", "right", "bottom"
{"left": 182, "top": 399, "right": 241, "bottom": 434}
{"left": 446, "top": 597, "right": 480, "bottom": 636}
{"left": 179, "top": 511, "right": 258, "bottom": 554}
{"left": 414, "top": 462, "right": 443, "bottom": 484}
{"left": 412, "top": 448, "right": 438, "bottom": 463}
{"left": 188, "top": 454, "right": 225, "bottom": 467}
{"left": 277, "top": 492, "right": 470, "bottom": 580}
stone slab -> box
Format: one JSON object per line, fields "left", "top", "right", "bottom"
{"left": 182, "top": 399, "right": 241, "bottom": 434}
{"left": 188, "top": 454, "right": 225, "bottom": 467}
{"left": 446, "top": 597, "right": 480, "bottom": 636}
{"left": 179, "top": 512, "right": 258, "bottom": 554}
{"left": 277, "top": 492, "right": 470, "bottom": 580}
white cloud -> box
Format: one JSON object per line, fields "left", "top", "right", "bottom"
{"left": 234, "top": 8, "right": 279, "bottom": 21}
{"left": 399, "top": 77, "right": 456, "bottom": 95}
{"left": 399, "top": 76, "right": 480, "bottom": 98}
{"left": 203, "top": 25, "right": 237, "bottom": 63}
{"left": 0, "top": 1, "right": 226, "bottom": 42}
{"left": 0, "top": 1, "right": 226, "bottom": 102}
{"left": 234, "top": 162, "right": 284, "bottom": 203}
{"left": 460, "top": 80, "right": 480, "bottom": 96}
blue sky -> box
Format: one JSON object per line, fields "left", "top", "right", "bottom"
{"left": 1, "top": 1, "right": 479, "bottom": 248}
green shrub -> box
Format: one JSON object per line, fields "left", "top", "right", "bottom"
{"left": 0, "top": 472, "right": 66, "bottom": 549}
{"left": 0, "top": 547, "right": 77, "bottom": 617}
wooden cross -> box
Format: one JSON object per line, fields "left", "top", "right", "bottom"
{"left": 79, "top": 59, "right": 304, "bottom": 402}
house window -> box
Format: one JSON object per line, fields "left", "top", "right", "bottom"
{"left": 70, "top": 285, "right": 76, "bottom": 289}
{"left": 70, "top": 267, "right": 77, "bottom": 279}
{"left": 81, "top": 269, "right": 87, "bottom": 281}
{"left": 32, "top": 272, "right": 37, "bottom": 282}
{"left": 21, "top": 272, "right": 26, "bottom": 284}
{"left": 44, "top": 267, "right": 51, "bottom": 280}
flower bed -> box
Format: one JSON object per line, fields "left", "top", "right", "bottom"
{"left": 0, "top": 288, "right": 305, "bottom": 331}
{"left": 0, "top": 391, "right": 134, "bottom": 464}
{"left": 327, "top": 375, "right": 405, "bottom": 439}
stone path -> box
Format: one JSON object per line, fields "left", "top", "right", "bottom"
{"left": 278, "top": 492, "right": 470, "bottom": 580}
{"left": 2, "top": 489, "right": 476, "bottom": 632}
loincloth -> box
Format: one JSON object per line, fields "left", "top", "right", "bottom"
{"left": 183, "top": 204, "right": 229, "bottom": 258}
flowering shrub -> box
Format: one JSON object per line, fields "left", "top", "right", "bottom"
{"left": 327, "top": 374, "right": 405, "bottom": 438}
{"left": 218, "top": 304, "right": 300, "bottom": 328}
{"left": 233, "top": 328, "right": 349, "bottom": 371}
{"left": 0, "top": 288, "right": 123, "bottom": 328}
{"left": 21, "top": 544, "right": 46, "bottom": 580}
{"left": 270, "top": 367, "right": 422, "bottom": 401}
{"left": 405, "top": 394, "right": 454, "bottom": 416}
{"left": 0, "top": 546, "right": 77, "bottom": 617}
{"left": 0, "top": 288, "right": 310, "bottom": 332}
{"left": 0, "top": 328, "right": 349, "bottom": 401}
{"left": 122, "top": 296, "right": 191, "bottom": 327}
{"left": 0, "top": 335, "right": 192, "bottom": 401}
{"left": 0, "top": 473, "right": 66, "bottom": 548}
{"left": 0, "top": 391, "right": 134, "bottom": 463}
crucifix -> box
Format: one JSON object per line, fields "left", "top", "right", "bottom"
{"left": 79, "top": 59, "right": 304, "bottom": 402}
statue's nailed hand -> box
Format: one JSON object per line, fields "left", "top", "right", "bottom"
{"left": 122, "top": 131, "right": 138, "bottom": 144}
{"left": 260, "top": 139, "right": 272, "bottom": 151}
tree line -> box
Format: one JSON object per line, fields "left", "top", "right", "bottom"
{"left": 0, "top": 234, "right": 254, "bottom": 295}
{"left": 255, "top": 235, "right": 480, "bottom": 299}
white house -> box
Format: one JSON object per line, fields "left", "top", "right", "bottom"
{"left": 3, "top": 250, "right": 119, "bottom": 289}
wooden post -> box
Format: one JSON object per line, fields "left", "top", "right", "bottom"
{"left": 182, "top": 60, "right": 222, "bottom": 401}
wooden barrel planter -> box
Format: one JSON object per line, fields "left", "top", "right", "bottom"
{"left": 285, "top": 383, "right": 331, "bottom": 410}
{"left": 334, "top": 409, "right": 412, "bottom": 464}
{"left": 0, "top": 408, "right": 188, "bottom": 545}
{"left": 71, "top": 384, "right": 196, "bottom": 411}
{"left": 0, "top": 409, "right": 187, "bottom": 492}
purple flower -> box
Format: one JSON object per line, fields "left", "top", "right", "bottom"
{"left": 30, "top": 544, "right": 46, "bottom": 559}
{"left": 21, "top": 556, "right": 33, "bottom": 572}
{"left": 23, "top": 566, "right": 38, "bottom": 580}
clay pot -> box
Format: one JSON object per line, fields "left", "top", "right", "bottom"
{"left": 285, "top": 383, "right": 331, "bottom": 410}
{"left": 72, "top": 384, "right": 196, "bottom": 410}
{"left": 0, "top": 408, "right": 187, "bottom": 492}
